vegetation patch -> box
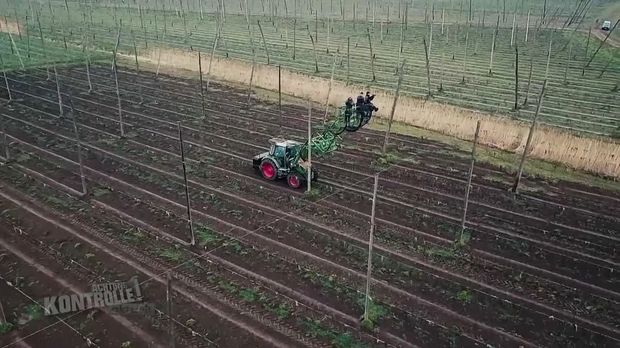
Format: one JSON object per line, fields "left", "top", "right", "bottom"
{"left": 158, "top": 246, "right": 184, "bottom": 262}
{"left": 0, "top": 322, "right": 14, "bottom": 335}
{"left": 455, "top": 289, "right": 474, "bottom": 304}
{"left": 302, "top": 318, "right": 368, "bottom": 348}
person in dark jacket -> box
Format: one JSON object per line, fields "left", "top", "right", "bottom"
{"left": 344, "top": 97, "right": 354, "bottom": 124}
{"left": 356, "top": 92, "right": 365, "bottom": 111}
{"left": 363, "top": 92, "right": 378, "bottom": 122}
{"left": 345, "top": 97, "right": 354, "bottom": 110}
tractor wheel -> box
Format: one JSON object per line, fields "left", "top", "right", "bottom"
{"left": 260, "top": 159, "right": 277, "bottom": 181}
{"left": 287, "top": 173, "right": 303, "bottom": 189}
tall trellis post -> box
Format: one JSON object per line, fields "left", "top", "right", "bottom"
{"left": 459, "top": 120, "right": 481, "bottom": 243}
{"left": 363, "top": 174, "right": 380, "bottom": 323}
{"left": 178, "top": 122, "right": 195, "bottom": 246}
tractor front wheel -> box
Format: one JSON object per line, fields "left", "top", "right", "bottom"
{"left": 287, "top": 173, "right": 303, "bottom": 189}
{"left": 260, "top": 159, "right": 277, "bottom": 181}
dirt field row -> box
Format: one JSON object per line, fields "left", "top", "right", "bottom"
{"left": 0, "top": 65, "right": 618, "bottom": 347}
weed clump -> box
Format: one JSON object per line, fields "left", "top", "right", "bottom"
{"left": 302, "top": 318, "right": 368, "bottom": 348}
{"left": 357, "top": 297, "right": 389, "bottom": 332}
{"left": 455, "top": 289, "right": 474, "bottom": 304}
{"left": 0, "top": 322, "right": 14, "bottom": 334}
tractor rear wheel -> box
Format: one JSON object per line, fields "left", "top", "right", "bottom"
{"left": 260, "top": 159, "right": 277, "bottom": 180}
{"left": 287, "top": 173, "right": 303, "bottom": 189}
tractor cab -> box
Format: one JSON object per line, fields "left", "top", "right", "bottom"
{"left": 253, "top": 138, "right": 311, "bottom": 188}
{"left": 268, "top": 138, "right": 301, "bottom": 168}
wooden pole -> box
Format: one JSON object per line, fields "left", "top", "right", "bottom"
{"left": 0, "top": 55, "right": 12, "bottom": 103}
{"left": 429, "top": 24, "right": 433, "bottom": 57}
{"left": 459, "top": 120, "right": 480, "bottom": 242}
{"left": 439, "top": 51, "right": 445, "bottom": 92}
{"left": 166, "top": 272, "right": 175, "bottom": 348}
{"left": 423, "top": 37, "right": 432, "bottom": 97}
{"left": 324, "top": 54, "right": 338, "bottom": 123}
{"left": 326, "top": 17, "right": 330, "bottom": 53}
{"left": 564, "top": 41, "right": 572, "bottom": 85}
{"left": 525, "top": 9, "right": 530, "bottom": 42}
{"left": 545, "top": 38, "right": 552, "bottom": 80}
{"left": 346, "top": 36, "right": 350, "bottom": 85}
{"left": 293, "top": 18, "right": 297, "bottom": 60}
{"left": 584, "top": 27, "right": 591, "bottom": 63}
{"left": 462, "top": 29, "right": 469, "bottom": 84}
{"left": 85, "top": 43, "right": 93, "bottom": 94}
{"left": 68, "top": 96, "right": 88, "bottom": 196}
{"left": 139, "top": 5, "right": 148, "bottom": 48}
{"left": 513, "top": 45, "right": 519, "bottom": 110}
{"left": 353, "top": 2, "right": 356, "bottom": 30}
{"left": 156, "top": 8, "right": 167, "bottom": 78}
{"left": 309, "top": 34, "right": 319, "bottom": 73}
{"left": 35, "top": 10, "right": 50, "bottom": 80}
{"left": 405, "top": 2, "right": 409, "bottom": 30}
{"left": 53, "top": 64, "right": 64, "bottom": 118}
{"left": 25, "top": 18, "right": 31, "bottom": 59}
{"left": 245, "top": 0, "right": 256, "bottom": 108}
{"left": 112, "top": 22, "right": 122, "bottom": 71}
{"left": 278, "top": 65, "right": 283, "bottom": 133}
{"left": 198, "top": 52, "right": 206, "bottom": 118}
{"left": 206, "top": 20, "right": 222, "bottom": 97}
{"left": 315, "top": 10, "right": 318, "bottom": 43}
{"left": 523, "top": 58, "right": 533, "bottom": 106}
{"left": 367, "top": 28, "right": 376, "bottom": 81}
{"left": 382, "top": 60, "right": 406, "bottom": 155}
{"left": 7, "top": 31, "right": 24, "bottom": 70}
{"left": 441, "top": 8, "right": 445, "bottom": 34}
{"left": 1, "top": 116, "right": 9, "bottom": 162}
{"left": 112, "top": 54, "right": 124, "bottom": 137}
{"left": 247, "top": 58, "right": 256, "bottom": 107}
{"left": 512, "top": 80, "right": 547, "bottom": 193}
{"left": 363, "top": 174, "right": 379, "bottom": 323}
{"left": 486, "top": 28, "right": 496, "bottom": 66}
{"left": 307, "top": 102, "right": 312, "bottom": 193}
{"left": 510, "top": 12, "right": 516, "bottom": 46}
{"left": 132, "top": 33, "right": 144, "bottom": 105}
{"left": 257, "top": 20, "right": 271, "bottom": 65}
{"left": 397, "top": 15, "right": 404, "bottom": 70}
{"left": 178, "top": 122, "right": 195, "bottom": 246}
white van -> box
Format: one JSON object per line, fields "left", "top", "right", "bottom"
{"left": 602, "top": 20, "right": 611, "bottom": 31}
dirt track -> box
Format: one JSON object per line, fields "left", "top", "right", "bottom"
{"left": 587, "top": 23, "right": 620, "bottom": 48}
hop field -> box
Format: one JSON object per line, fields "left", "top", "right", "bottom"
{"left": 0, "top": 3, "right": 620, "bottom": 347}
{"left": 1, "top": 0, "right": 619, "bottom": 136}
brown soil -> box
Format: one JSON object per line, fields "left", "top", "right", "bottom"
{"left": 0, "top": 65, "right": 618, "bottom": 347}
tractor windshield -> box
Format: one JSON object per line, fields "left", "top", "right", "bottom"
{"left": 273, "top": 146, "right": 286, "bottom": 159}
{"left": 287, "top": 146, "right": 299, "bottom": 159}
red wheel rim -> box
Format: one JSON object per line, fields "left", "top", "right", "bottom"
{"left": 261, "top": 162, "right": 276, "bottom": 179}
{"left": 288, "top": 174, "right": 300, "bottom": 188}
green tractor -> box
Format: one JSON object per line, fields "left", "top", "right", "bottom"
{"left": 253, "top": 96, "right": 376, "bottom": 189}
{"left": 252, "top": 138, "right": 318, "bottom": 189}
